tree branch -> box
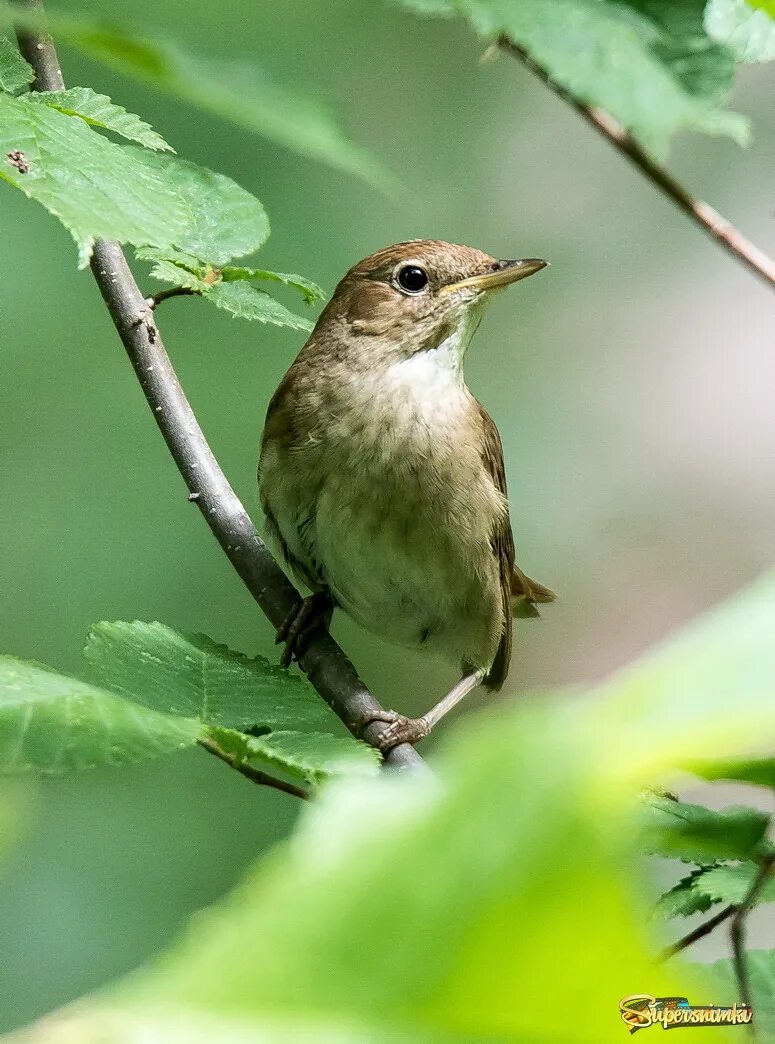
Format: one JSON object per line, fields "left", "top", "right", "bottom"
{"left": 198, "top": 737, "right": 309, "bottom": 799}
{"left": 730, "top": 854, "right": 775, "bottom": 1014}
{"left": 661, "top": 903, "right": 736, "bottom": 961}
{"left": 498, "top": 38, "right": 775, "bottom": 293}
{"left": 15, "top": 0, "right": 426, "bottom": 774}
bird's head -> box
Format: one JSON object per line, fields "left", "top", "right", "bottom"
{"left": 311, "top": 239, "right": 547, "bottom": 368}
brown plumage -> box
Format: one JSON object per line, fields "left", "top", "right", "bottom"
{"left": 260, "top": 240, "right": 554, "bottom": 749}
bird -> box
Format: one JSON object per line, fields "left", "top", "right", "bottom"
{"left": 259, "top": 240, "right": 554, "bottom": 751}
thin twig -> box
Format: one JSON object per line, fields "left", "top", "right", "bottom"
{"left": 15, "top": 0, "right": 427, "bottom": 774}
{"left": 661, "top": 903, "right": 736, "bottom": 961}
{"left": 730, "top": 854, "right": 775, "bottom": 1014}
{"left": 499, "top": 38, "right": 775, "bottom": 293}
{"left": 146, "top": 285, "right": 197, "bottom": 310}
{"left": 198, "top": 736, "right": 309, "bottom": 799}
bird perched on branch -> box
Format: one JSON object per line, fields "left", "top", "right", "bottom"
{"left": 259, "top": 240, "right": 554, "bottom": 751}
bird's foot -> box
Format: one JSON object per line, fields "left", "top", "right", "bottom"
{"left": 360, "top": 710, "right": 431, "bottom": 753}
{"left": 275, "top": 590, "right": 333, "bottom": 667}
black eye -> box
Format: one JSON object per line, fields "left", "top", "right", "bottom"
{"left": 397, "top": 265, "right": 428, "bottom": 293}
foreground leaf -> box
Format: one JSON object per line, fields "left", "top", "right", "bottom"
{"left": 26, "top": 86, "right": 173, "bottom": 150}
{"left": 399, "top": 0, "right": 748, "bottom": 157}
{"left": 690, "top": 862, "right": 775, "bottom": 906}
{"left": 656, "top": 869, "right": 720, "bottom": 919}
{"left": 0, "top": 94, "right": 266, "bottom": 266}
{"left": 11, "top": 11, "right": 391, "bottom": 188}
{"left": 0, "top": 35, "right": 32, "bottom": 94}
{"left": 0, "top": 657, "right": 200, "bottom": 772}
{"left": 205, "top": 281, "right": 313, "bottom": 330}
{"left": 705, "top": 0, "right": 775, "bottom": 62}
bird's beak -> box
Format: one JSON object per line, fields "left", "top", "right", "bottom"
{"left": 440, "top": 258, "right": 548, "bottom": 294}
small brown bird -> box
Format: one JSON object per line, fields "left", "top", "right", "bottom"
{"left": 259, "top": 240, "right": 554, "bottom": 750}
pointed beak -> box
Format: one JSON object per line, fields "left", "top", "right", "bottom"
{"left": 440, "top": 257, "right": 548, "bottom": 294}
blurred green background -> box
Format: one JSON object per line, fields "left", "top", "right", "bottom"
{"left": 1, "top": 0, "right": 774, "bottom": 1031}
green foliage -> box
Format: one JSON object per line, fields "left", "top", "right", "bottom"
{"left": 642, "top": 794, "right": 771, "bottom": 863}
{"left": 10, "top": 572, "right": 775, "bottom": 1041}
{"left": 656, "top": 869, "right": 720, "bottom": 919}
{"left": 705, "top": 0, "right": 775, "bottom": 62}
{"left": 398, "top": 0, "right": 749, "bottom": 157}
{"left": 0, "top": 36, "right": 32, "bottom": 94}
{"left": 0, "top": 623, "right": 376, "bottom": 786}
{"left": 10, "top": 10, "right": 390, "bottom": 187}
{"left": 704, "top": 950, "right": 775, "bottom": 1036}
{"left": 26, "top": 86, "right": 173, "bottom": 150}
{"left": 0, "top": 656, "right": 201, "bottom": 772}
{"left": 689, "top": 863, "right": 775, "bottom": 905}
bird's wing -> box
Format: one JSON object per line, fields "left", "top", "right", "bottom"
{"left": 476, "top": 402, "right": 516, "bottom": 690}
{"left": 476, "top": 403, "right": 557, "bottom": 688}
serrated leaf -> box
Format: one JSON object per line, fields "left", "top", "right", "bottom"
{"left": 642, "top": 794, "right": 771, "bottom": 863}
{"left": 11, "top": 11, "right": 392, "bottom": 189}
{"left": 221, "top": 266, "right": 325, "bottom": 305}
{"left": 84, "top": 622, "right": 334, "bottom": 733}
{"left": 691, "top": 862, "right": 775, "bottom": 905}
{"left": 0, "top": 656, "right": 201, "bottom": 773}
{"left": 399, "top": 0, "right": 748, "bottom": 156}
{"left": 26, "top": 86, "right": 173, "bottom": 150}
{"left": 84, "top": 622, "right": 379, "bottom": 785}
{"left": 0, "top": 36, "right": 32, "bottom": 94}
{"left": 705, "top": 0, "right": 775, "bottom": 62}
{"left": 656, "top": 869, "right": 720, "bottom": 918}
{"left": 205, "top": 281, "right": 313, "bottom": 331}
{"left": 0, "top": 94, "right": 267, "bottom": 267}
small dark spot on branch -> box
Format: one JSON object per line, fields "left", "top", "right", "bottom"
{"left": 7, "top": 150, "right": 29, "bottom": 174}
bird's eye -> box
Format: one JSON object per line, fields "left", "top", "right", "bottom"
{"left": 397, "top": 265, "right": 429, "bottom": 294}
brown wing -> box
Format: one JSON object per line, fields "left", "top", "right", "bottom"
{"left": 477, "top": 403, "right": 516, "bottom": 691}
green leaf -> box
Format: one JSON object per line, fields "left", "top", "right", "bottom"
{"left": 0, "top": 36, "right": 32, "bottom": 94}
{"left": 146, "top": 257, "right": 317, "bottom": 330}
{"left": 642, "top": 794, "right": 771, "bottom": 863}
{"left": 0, "top": 94, "right": 266, "bottom": 266}
{"left": 705, "top": 0, "right": 775, "bottom": 62}
{"left": 26, "top": 86, "right": 173, "bottom": 150}
{"left": 704, "top": 950, "right": 775, "bottom": 1035}
{"left": 0, "top": 656, "right": 201, "bottom": 773}
{"left": 11, "top": 11, "right": 391, "bottom": 188}
{"left": 656, "top": 869, "right": 720, "bottom": 918}
{"left": 84, "top": 622, "right": 379, "bottom": 784}
{"left": 399, "top": 0, "right": 749, "bottom": 156}
{"left": 221, "top": 266, "right": 326, "bottom": 305}
{"left": 690, "top": 862, "right": 775, "bottom": 905}
{"left": 205, "top": 281, "right": 313, "bottom": 331}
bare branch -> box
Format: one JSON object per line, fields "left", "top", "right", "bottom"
{"left": 198, "top": 736, "right": 309, "bottom": 799}
{"left": 661, "top": 903, "right": 736, "bottom": 961}
{"left": 730, "top": 854, "right": 775, "bottom": 1014}
{"left": 15, "top": 1, "right": 426, "bottom": 774}
{"left": 499, "top": 38, "right": 775, "bottom": 293}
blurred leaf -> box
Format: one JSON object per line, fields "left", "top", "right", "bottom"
{"left": 699, "top": 756, "right": 775, "bottom": 787}
{"left": 85, "top": 622, "right": 378, "bottom": 785}
{"left": 0, "top": 656, "right": 201, "bottom": 773}
{"left": 704, "top": 950, "right": 775, "bottom": 1035}
{"left": 705, "top": 0, "right": 775, "bottom": 62}
{"left": 0, "top": 36, "right": 32, "bottom": 94}
{"left": 642, "top": 794, "right": 771, "bottom": 863}
{"left": 656, "top": 869, "right": 720, "bottom": 918}
{"left": 26, "top": 86, "right": 173, "bottom": 150}
{"left": 0, "top": 94, "right": 266, "bottom": 266}
{"left": 690, "top": 862, "right": 775, "bottom": 905}
{"left": 399, "top": 0, "right": 749, "bottom": 157}
{"left": 11, "top": 10, "right": 392, "bottom": 188}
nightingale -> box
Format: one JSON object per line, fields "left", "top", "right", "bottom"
{"left": 259, "top": 240, "right": 555, "bottom": 751}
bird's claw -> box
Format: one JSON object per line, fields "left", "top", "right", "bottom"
{"left": 275, "top": 592, "right": 332, "bottom": 667}
{"left": 361, "top": 710, "right": 431, "bottom": 753}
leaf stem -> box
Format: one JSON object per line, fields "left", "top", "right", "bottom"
{"left": 146, "top": 285, "right": 198, "bottom": 310}
{"left": 198, "top": 736, "right": 309, "bottom": 799}
{"left": 498, "top": 38, "right": 775, "bottom": 293}
{"left": 15, "top": 1, "right": 427, "bottom": 775}
{"left": 730, "top": 854, "right": 775, "bottom": 1016}
{"left": 661, "top": 903, "right": 736, "bottom": 960}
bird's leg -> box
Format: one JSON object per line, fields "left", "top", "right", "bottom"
{"left": 362, "top": 668, "right": 486, "bottom": 753}
{"left": 275, "top": 589, "right": 334, "bottom": 668}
